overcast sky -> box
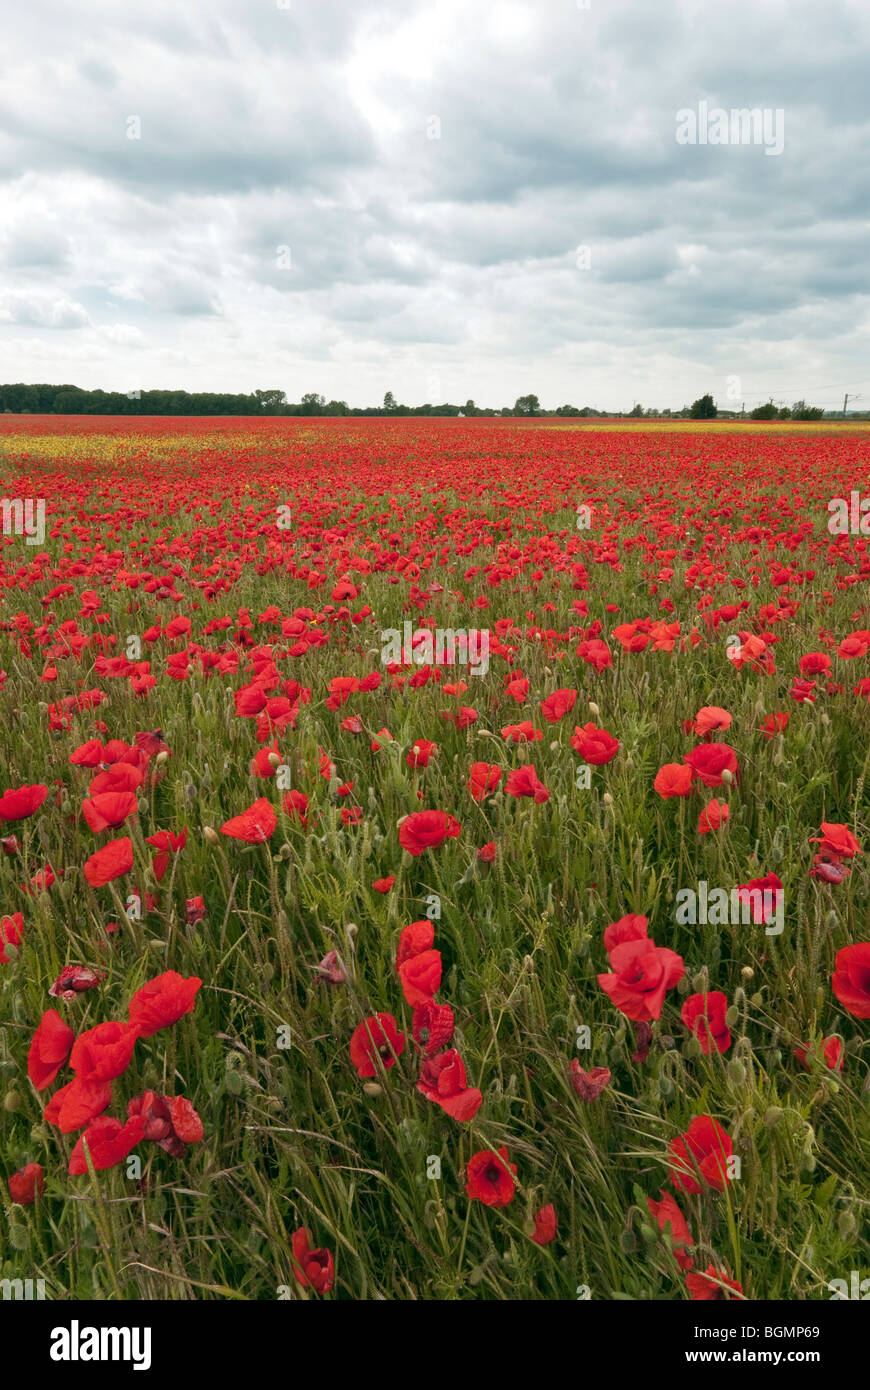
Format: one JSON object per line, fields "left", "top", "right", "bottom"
{"left": 1, "top": 0, "right": 868, "bottom": 411}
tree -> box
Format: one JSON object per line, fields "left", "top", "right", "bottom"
{"left": 791, "top": 400, "right": 825, "bottom": 421}
{"left": 254, "top": 389, "right": 287, "bottom": 414}
{"left": 299, "top": 393, "right": 326, "bottom": 415}
{"left": 690, "top": 394, "right": 717, "bottom": 419}
{"left": 750, "top": 401, "right": 778, "bottom": 420}
{"left": 513, "top": 394, "right": 540, "bottom": 417}
{"left": 629, "top": 403, "right": 644, "bottom": 417}
{"left": 383, "top": 391, "right": 397, "bottom": 413}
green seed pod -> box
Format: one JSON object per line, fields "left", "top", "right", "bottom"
{"left": 725, "top": 1005, "right": 740, "bottom": 1027}
{"left": 727, "top": 1059, "right": 746, "bottom": 1085}
{"left": 3, "top": 1090, "right": 22, "bottom": 1112}
{"left": 764, "top": 1106, "right": 783, "bottom": 1128}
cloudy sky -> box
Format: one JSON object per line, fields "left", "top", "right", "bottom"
{"left": 1, "top": 0, "right": 868, "bottom": 410}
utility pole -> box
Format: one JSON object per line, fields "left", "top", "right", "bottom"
{"left": 843, "top": 393, "right": 863, "bottom": 418}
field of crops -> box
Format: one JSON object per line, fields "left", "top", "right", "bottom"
{"left": 1, "top": 415, "right": 868, "bottom": 1302}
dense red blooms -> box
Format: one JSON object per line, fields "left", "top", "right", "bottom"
{"left": 8, "top": 1162, "right": 46, "bottom": 1205}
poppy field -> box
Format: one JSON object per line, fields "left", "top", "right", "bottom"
{"left": 1, "top": 414, "right": 869, "bottom": 1302}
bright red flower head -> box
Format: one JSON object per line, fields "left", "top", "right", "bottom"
{"left": 668, "top": 1115, "right": 733, "bottom": 1194}
{"left": 598, "top": 938, "right": 684, "bottom": 1022}
{"left": 349, "top": 1012, "right": 405, "bottom": 1077}
{"left": 68, "top": 1114, "right": 146, "bottom": 1175}
{"left": 8, "top": 1161, "right": 46, "bottom": 1205}
{"left": 831, "top": 943, "right": 870, "bottom": 1018}
{"left": 465, "top": 1146, "right": 517, "bottom": 1206}
{"left": 398, "top": 810, "right": 461, "bottom": 856}
{"left": 291, "top": 1227, "right": 335, "bottom": 1294}
{"left": 27, "top": 1008, "right": 75, "bottom": 1090}
{"left": 128, "top": 971, "right": 202, "bottom": 1037}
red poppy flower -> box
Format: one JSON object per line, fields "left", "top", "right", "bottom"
{"left": 70, "top": 1020, "right": 139, "bottom": 1082}
{"left": 697, "top": 799, "right": 729, "bottom": 834}
{"left": 504, "top": 764, "right": 550, "bottom": 802}
{"left": 795, "top": 1036, "right": 844, "bottom": 1072}
{"left": 8, "top": 1161, "right": 46, "bottom": 1205}
{"left": 603, "top": 914, "right": 648, "bottom": 954}
{"left": 0, "top": 783, "right": 49, "bottom": 822}
{"left": 49, "top": 964, "right": 102, "bottom": 999}
{"left": 27, "top": 1008, "right": 75, "bottom": 1089}
{"left": 372, "top": 875, "right": 395, "bottom": 893}
{"left": 465, "top": 1146, "right": 517, "bottom": 1206}
{"left": 83, "top": 835, "right": 134, "bottom": 887}
{"left": 681, "top": 992, "right": 731, "bottom": 1054}
{"left": 810, "top": 822, "right": 861, "bottom": 859}
{"left": 759, "top": 712, "right": 789, "bottom": 738}
{"left": 44, "top": 1077, "right": 113, "bottom": 1132}
{"left": 683, "top": 743, "right": 739, "bottom": 787}
{"left": 692, "top": 706, "right": 731, "bottom": 737}
{"left": 668, "top": 1115, "right": 733, "bottom": 1193}
{"left": 406, "top": 738, "right": 438, "bottom": 769}
{"left": 467, "top": 762, "right": 503, "bottom": 801}
{"left": 477, "top": 840, "right": 497, "bottom": 861}
{"left": 291, "top": 1227, "right": 335, "bottom": 1294}
{"left": 540, "top": 688, "right": 577, "bottom": 723}
{"left": 531, "top": 1204, "right": 558, "bottom": 1245}
{"left": 831, "top": 943, "right": 870, "bottom": 1018}
{"left": 417, "top": 1049, "right": 482, "bottom": 1121}
{"left": 654, "top": 763, "right": 694, "bottom": 798}
{"left": 220, "top": 797, "right": 277, "bottom": 842}
{"left": 686, "top": 1266, "right": 743, "bottom": 1300}
{"left": 570, "top": 723, "right": 619, "bottom": 764}
{"left": 568, "top": 1060, "right": 612, "bottom": 1100}
{"left": 398, "top": 810, "right": 461, "bottom": 856}
{"left": 81, "top": 791, "right": 139, "bottom": 833}
{"left": 145, "top": 828, "right": 188, "bottom": 881}
{"left": 0, "top": 911, "right": 23, "bottom": 963}
{"left": 349, "top": 1012, "right": 405, "bottom": 1077}
{"left": 412, "top": 999, "right": 455, "bottom": 1054}
{"left": 646, "top": 1190, "right": 694, "bottom": 1270}
{"left": 398, "top": 949, "right": 442, "bottom": 1007}
{"left": 128, "top": 970, "right": 202, "bottom": 1036}
{"left": 598, "top": 938, "right": 684, "bottom": 1022}
{"left": 68, "top": 1114, "right": 146, "bottom": 1175}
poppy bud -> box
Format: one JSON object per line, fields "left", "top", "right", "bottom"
{"left": 741, "top": 966, "right": 754, "bottom": 980}
{"left": 588, "top": 702, "right": 600, "bottom": 717}
{"left": 155, "top": 751, "right": 170, "bottom": 765}
{"left": 202, "top": 826, "right": 219, "bottom": 844}
{"left": 4, "top": 1090, "right": 21, "bottom": 1111}
{"left": 725, "top": 1005, "right": 740, "bottom": 1027}
{"left": 764, "top": 1106, "right": 783, "bottom": 1128}
{"left": 363, "top": 1082, "right": 382, "bottom": 1097}
{"left": 727, "top": 1059, "right": 746, "bottom": 1084}
{"left": 602, "top": 792, "right": 613, "bottom": 806}
{"left": 267, "top": 752, "right": 281, "bottom": 769}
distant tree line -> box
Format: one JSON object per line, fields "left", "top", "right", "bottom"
{"left": 0, "top": 383, "right": 843, "bottom": 420}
